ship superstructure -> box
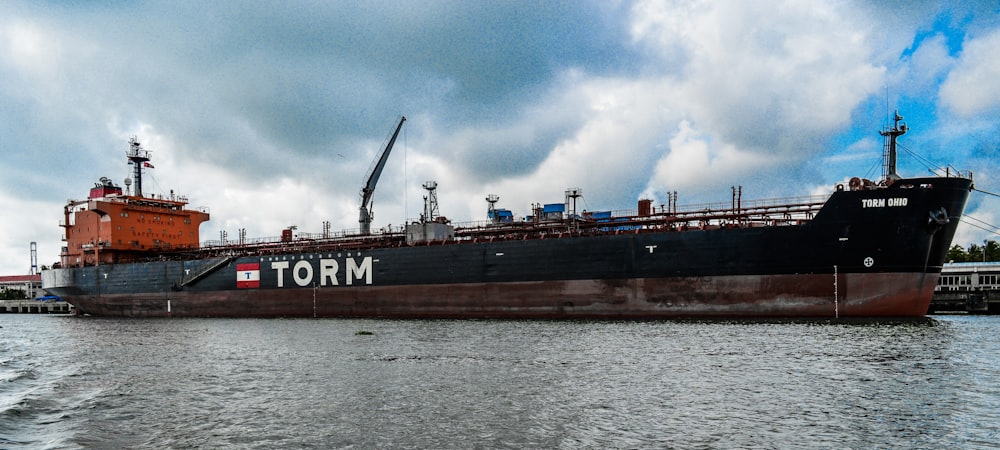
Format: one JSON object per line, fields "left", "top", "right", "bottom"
{"left": 59, "top": 137, "right": 209, "bottom": 268}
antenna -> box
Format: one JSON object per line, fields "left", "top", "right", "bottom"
{"left": 565, "top": 188, "right": 583, "bottom": 230}
{"left": 126, "top": 136, "right": 151, "bottom": 197}
{"left": 565, "top": 188, "right": 583, "bottom": 217}
{"left": 879, "top": 110, "right": 907, "bottom": 182}
{"left": 486, "top": 194, "right": 500, "bottom": 223}
{"left": 885, "top": 86, "right": 890, "bottom": 125}
{"left": 422, "top": 181, "right": 439, "bottom": 222}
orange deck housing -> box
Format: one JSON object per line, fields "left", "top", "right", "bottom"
{"left": 59, "top": 138, "right": 210, "bottom": 267}
{"left": 60, "top": 184, "right": 210, "bottom": 267}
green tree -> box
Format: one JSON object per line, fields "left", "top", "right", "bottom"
{"left": 0, "top": 287, "right": 27, "bottom": 300}
{"left": 947, "top": 244, "right": 968, "bottom": 263}
{"left": 985, "top": 240, "right": 1000, "bottom": 262}
{"left": 967, "top": 244, "right": 984, "bottom": 262}
{"left": 947, "top": 240, "right": 999, "bottom": 263}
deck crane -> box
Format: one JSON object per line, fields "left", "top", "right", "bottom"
{"left": 359, "top": 115, "right": 406, "bottom": 235}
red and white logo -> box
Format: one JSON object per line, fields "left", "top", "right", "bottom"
{"left": 236, "top": 263, "right": 260, "bottom": 289}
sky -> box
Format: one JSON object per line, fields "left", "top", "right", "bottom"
{"left": 2, "top": 0, "right": 999, "bottom": 275}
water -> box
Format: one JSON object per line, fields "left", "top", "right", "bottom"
{"left": 2, "top": 315, "right": 999, "bottom": 449}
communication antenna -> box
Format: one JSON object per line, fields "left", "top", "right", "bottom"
{"left": 486, "top": 194, "right": 499, "bottom": 216}
{"left": 422, "top": 181, "right": 439, "bottom": 222}
{"left": 565, "top": 188, "right": 583, "bottom": 218}
{"left": 879, "top": 110, "right": 907, "bottom": 183}
{"left": 126, "top": 136, "right": 151, "bottom": 197}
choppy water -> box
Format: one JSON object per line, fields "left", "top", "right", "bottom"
{"left": 2, "top": 314, "right": 999, "bottom": 449}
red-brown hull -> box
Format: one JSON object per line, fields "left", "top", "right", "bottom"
{"left": 68, "top": 272, "right": 938, "bottom": 319}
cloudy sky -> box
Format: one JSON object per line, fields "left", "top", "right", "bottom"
{"left": 2, "top": 0, "right": 999, "bottom": 275}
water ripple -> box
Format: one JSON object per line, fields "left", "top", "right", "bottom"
{"left": 1, "top": 315, "right": 999, "bottom": 448}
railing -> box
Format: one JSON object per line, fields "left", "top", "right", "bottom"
{"left": 189, "top": 193, "right": 834, "bottom": 257}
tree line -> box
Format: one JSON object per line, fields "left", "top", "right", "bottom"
{"left": 947, "top": 239, "right": 1000, "bottom": 263}
{"left": 0, "top": 287, "right": 28, "bottom": 300}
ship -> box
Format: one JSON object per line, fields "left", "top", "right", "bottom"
{"left": 42, "top": 113, "right": 974, "bottom": 318}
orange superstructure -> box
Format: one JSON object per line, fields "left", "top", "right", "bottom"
{"left": 59, "top": 138, "right": 210, "bottom": 268}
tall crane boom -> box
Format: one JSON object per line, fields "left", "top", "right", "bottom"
{"left": 359, "top": 115, "right": 406, "bottom": 234}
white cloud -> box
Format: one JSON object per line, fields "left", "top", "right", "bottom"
{"left": 632, "top": 0, "right": 883, "bottom": 146}
{"left": 0, "top": 19, "right": 103, "bottom": 105}
{"left": 624, "top": 0, "right": 886, "bottom": 203}
{"left": 940, "top": 29, "right": 1000, "bottom": 116}
{"left": 429, "top": 1, "right": 891, "bottom": 216}
{"left": 0, "top": 21, "right": 64, "bottom": 81}
{"left": 469, "top": 75, "right": 675, "bottom": 217}
{"left": 903, "top": 34, "right": 954, "bottom": 92}
{"left": 0, "top": 191, "right": 63, "bottom": 273}
{"left": 642, "top": 120, "right": 776, "bottom": 202}
{"left": 824, "top": 137, "right": 880, "bottom": 164}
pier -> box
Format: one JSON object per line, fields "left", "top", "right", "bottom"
{"left": 929, "top": 262, "right": 1000, "bottom": 314}
{"left": 0, "top": 299, "right": 73, "bottom": 314}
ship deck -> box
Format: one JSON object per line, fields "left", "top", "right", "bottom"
{"left": 177, "top": 194, "right": 830, "bottom": 261}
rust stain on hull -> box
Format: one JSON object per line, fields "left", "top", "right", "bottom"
{"left": 70, "top": 272, "right": 937, "bottom": 319}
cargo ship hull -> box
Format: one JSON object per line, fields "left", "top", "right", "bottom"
{"left": 43, "top": 176, "right": 972, "bottom": 318}
{"left": 45, "top": 273, "right": 937, "bottom": 319}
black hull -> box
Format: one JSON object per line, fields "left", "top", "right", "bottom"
{"left": 43, "top": 176, "right": 973, "bottom": 319}
{"left": 52, "top": 273, "right": 938, "bottom": 319}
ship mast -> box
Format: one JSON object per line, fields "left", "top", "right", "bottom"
{"left": 126, "top": 136, "right": 151, "bottom": 197}
{"left": 879, "top": 110, "right": 907, "bottom": 183}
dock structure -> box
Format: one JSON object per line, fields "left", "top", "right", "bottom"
{"left": 0, "top": 299, "right": 73, "bottom": 314}
{"left": 1, "top": 274, "right": 43, "bottom": 298}
{"left": 929, "top": 262, "right": 1000, "bottom": 314}
{"left": 1, "top": 274, "right": 72, "bottom": 313}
